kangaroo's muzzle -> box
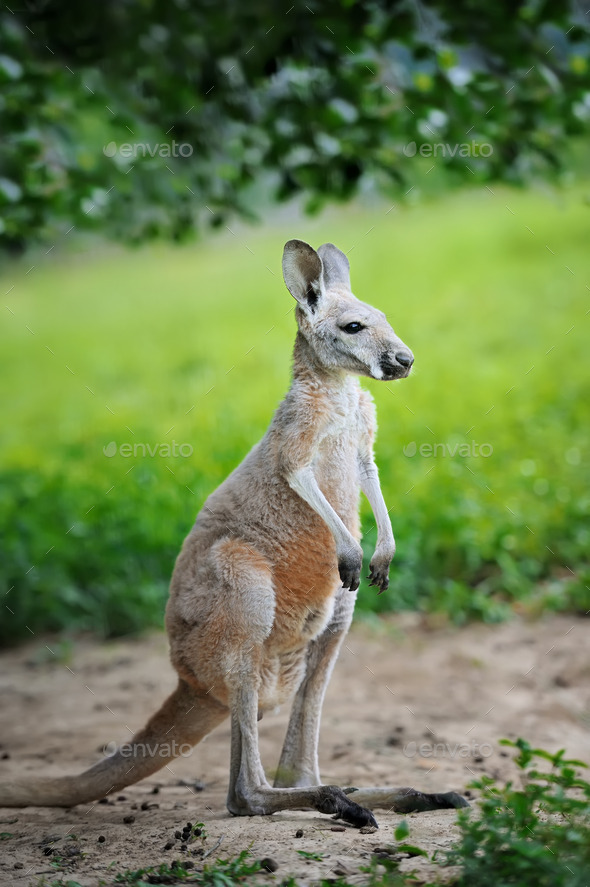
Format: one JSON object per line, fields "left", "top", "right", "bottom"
{"left": 380, "top": 349, "right": 414, "bottom": 380}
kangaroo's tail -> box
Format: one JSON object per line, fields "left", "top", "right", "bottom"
{"left": 0, "top": 680, "right": 228, "bottom": 807}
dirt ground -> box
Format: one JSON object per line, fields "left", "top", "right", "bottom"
{"left": 0, "top": 613, "right": 589, "bottom": 886}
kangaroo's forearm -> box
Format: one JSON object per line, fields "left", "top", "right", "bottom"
{"left": 286, "top": 465, "right": 358, "bottom": 554}
{"left": 359, "top": 462, "right": 395, "bottom": 554}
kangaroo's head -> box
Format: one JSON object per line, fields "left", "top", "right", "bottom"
{"left": 282, "top": 239, "right": 414, "bottom": 381}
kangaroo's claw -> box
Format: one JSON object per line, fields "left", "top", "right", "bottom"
{"left": 316, "top": 786, "right": 379, "bottom": 829}
{"left": 368, "top": 565, "right": 389, "bottom": 594}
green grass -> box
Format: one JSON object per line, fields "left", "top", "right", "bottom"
{"left": 1, "top": 183, "right": 589, "bottom": 642}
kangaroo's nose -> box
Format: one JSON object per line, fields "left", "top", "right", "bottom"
{"left": 396, "top": 351, "right": 414, "bottom": 368}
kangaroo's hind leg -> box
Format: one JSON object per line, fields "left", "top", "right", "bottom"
{"left": 226, "top": 673, "right": 377, "bottom": 828}
{"left": 272, "top": 586, "right": 469, "bottom": 815}
{"left": 212, "top": 542, "right": 376, "bottom": 827}
{"left": 274, "top": 585, "right": 356, "bottom": 789}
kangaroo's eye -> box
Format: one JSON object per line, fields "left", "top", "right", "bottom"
{"left": 340, "top": 322, "right": 364, "bottom": 334}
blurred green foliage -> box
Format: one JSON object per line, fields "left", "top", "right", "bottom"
{"left": 1, "top": 182, "right": 589, "bottom": 644}
{"left": 1, "top": 1, "right": 589, "bottom": 252}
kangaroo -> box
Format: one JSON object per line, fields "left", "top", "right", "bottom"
{"left": 0, "top": 240, "right": 467, "bottom": 826}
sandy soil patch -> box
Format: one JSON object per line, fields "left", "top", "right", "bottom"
{"left": 1, "top": 613, "right": 588, "bottom": 885}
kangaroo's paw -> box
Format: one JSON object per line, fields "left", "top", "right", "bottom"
{"left": 367, "top": 563, "right": 390, "bottom": 593}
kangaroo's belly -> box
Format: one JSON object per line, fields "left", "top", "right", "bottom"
{"left": 258, "top": 602, "right": 335, "bottom": 709}
{"left": 256, "top": 583, "right": 337, "bottom": 710}
{"left": 257, "top": 647, "right": 309, "bottom": 710}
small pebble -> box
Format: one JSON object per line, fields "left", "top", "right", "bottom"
{"left": 260, "top": 857, "right": 278, "bottom": 873}
{"left": 177, "top": 779, "right": 206, "bottom": 791}
{"left": 330, "top": 826, "right": 346, "bottom": 832}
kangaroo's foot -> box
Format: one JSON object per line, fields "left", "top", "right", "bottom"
{"left": 228, "top": 783, "right": 378, "bottom": 828}
{"left": 343, "top": 786, "right": 469, "bottom": 813}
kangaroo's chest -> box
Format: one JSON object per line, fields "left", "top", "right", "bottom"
{"left": 314, "top": 421, "right": 362, "bottom": 517}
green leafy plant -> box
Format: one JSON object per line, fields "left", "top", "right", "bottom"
{"left": 200, "top": 851, "right": 262, "bottom": 887}
{"left": 113, "top": 860, "right": 195, "bottom": 884}
{"left": 112, "top": 852, "right": 262, "bottom": 886}
{"left": 296, "top": 849, "right": 326, "bottom": 861}
{"left": 447, "top": 738, "right": 590, "bottom": 887}
{"left": 393, "top": 819, "right": 428, "bottom": 858}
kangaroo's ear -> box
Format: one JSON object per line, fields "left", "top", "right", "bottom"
{"left": 317, "top": 243, "right": 351, "bottom": 291}
{"left": 282, "top": 239, "right": 323, "bottom": 313}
